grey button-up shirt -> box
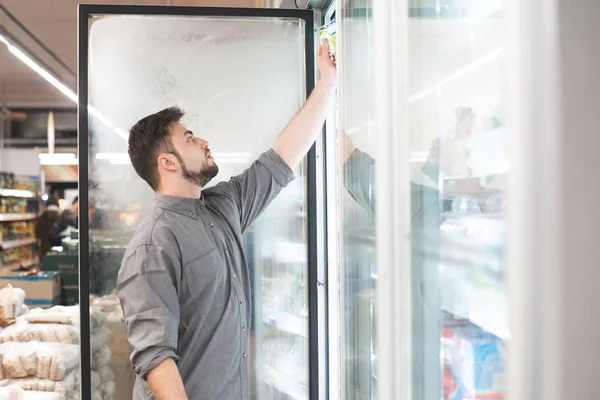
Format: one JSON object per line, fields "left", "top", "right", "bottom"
{"left": 117, "top": 150, "right": 294, "bottom": 400}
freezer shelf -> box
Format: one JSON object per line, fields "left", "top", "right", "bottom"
{"left": 262, "top": 365, "right": 308, "bottom": 400}
{"left": 441, "top": 273, "right": 509, "bottom": 340}
{"left": 262, "top": 308, "right": 308, "bottom": 338}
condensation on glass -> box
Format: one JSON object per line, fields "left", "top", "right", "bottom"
{"left": 337, "top": 1, "right": 378, "bottom": 399}
{"left": 85, "top": 14, "right": 308, "bottom": 400}
{"left": 406, "top": 1, "right": 508, "bottom": 399}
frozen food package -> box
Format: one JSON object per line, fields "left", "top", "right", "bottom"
{"left": 319, "top": 19, "right": 337, "bottom": 65}
{"left": 0, "top": 342, "right": 79, "bottom": 381}
{"left": 0, "top": 286, "right": 26, "bottom": 327}
{"left": 0, "top": 324, "right": 79, "bottom": 345}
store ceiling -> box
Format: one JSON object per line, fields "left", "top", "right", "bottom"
{"left": 0, "top": 0, "right": 314, "bottom": 148}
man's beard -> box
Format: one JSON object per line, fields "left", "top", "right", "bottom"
{"left": 173, "top": 150, "right": 219, "bottom": 188}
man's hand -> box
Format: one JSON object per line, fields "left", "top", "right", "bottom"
{"left": 317, "top": 39, "right": 337, "bottom": 85}
{"left": 272, "top": 40, "right": 337, "bottom": 168}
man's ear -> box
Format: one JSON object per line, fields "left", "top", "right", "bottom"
{"left": 157, "top": 153, "right": 178, "bottom": 172}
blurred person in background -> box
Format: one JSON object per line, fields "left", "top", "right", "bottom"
{"left": 35, "top": 196, "right": 61, "bottom": 257}
{"left": 49, "top": 196, "right": 79, "bottom": 247}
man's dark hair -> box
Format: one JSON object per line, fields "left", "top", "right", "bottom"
{"left": 128, "top": 107, "right": 184, "bottom": 191}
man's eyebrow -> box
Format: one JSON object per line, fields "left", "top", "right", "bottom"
{"left": 184, "top": 130, "right": 193, "bottom": 136}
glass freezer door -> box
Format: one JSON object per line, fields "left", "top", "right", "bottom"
{"left": 374, "top": 0, "right": 509, "bottom": 399}
{"left": 78, "top": 6, "right": 322, "bottom": 400}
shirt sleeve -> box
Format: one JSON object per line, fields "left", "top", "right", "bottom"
{"left": 343, "top": 149, "right": 376, "bottom": 216}
{"left": 217, "top": 149, "right": 295, "bottom": 233}
{"left": 117, "top": 242, "right": 181, "bottom": 380}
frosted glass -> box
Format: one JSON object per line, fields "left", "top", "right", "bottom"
{"left": 85, "top": 14, "right": 308, "bottom": 400}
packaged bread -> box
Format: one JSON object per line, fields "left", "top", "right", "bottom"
{"left": 21, "top": 306, "right": 106, "bottom": 330}
{"left": 0, "top": 371, "right": 75, "bottom": 395}
{"left": 0, "top": 286, "right": 26, "bottom": 327}
{"left": 0, "top": 324, "right": 79, "bottom": 346}
{"left": 0, "top": 342, "right": 78, "bottom": 381}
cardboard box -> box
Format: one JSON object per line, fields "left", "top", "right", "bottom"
{"left": 0, "top": 272, "right": 61, "bottom": 308}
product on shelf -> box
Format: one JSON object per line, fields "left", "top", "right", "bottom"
{"left": 0, "top": 246, "right": 35, "bottom": 269}
{"left": 0, "top": 286, "right": 26, "bottom": 327}
{"left": 442, "top": 321, "right": 506, "bottom": 400}
{"left": 0, "top": 222, "right": 35, "bottom": 243}
{"left": 0, "top": 199, "right": 28, "bottom": 215}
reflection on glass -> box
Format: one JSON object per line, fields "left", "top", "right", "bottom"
{"left": 338, "top": 1, "right": 378, "bottom": 399}
{"left": 407, "top": 1, "right": 508, "bottom": 399}
{"left": 85, "top": 14, "right": 308, "bottom": 400}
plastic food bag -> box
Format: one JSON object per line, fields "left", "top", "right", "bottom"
{"left": 319, "top": 19, "right": 337, "bottom": 65}
{"left": 0, "top": 384, "right": 64, "bottom": 400}
{"left": 0, "top": 342, "right": 79, "bottom": 381}
{"left": 0, "top": 371, "right": 75, "bottom": 396}
{"left": 20, "top": 306, "right": 106, "bottom": 330}
{"left": 0, "top": 286, "right": 26, "bottom": 327}
{"left": 91, "top": 347, "right": 111, "bottom": 371}
{"left": 0, "top": 324, "right": 79, "bottom": 345}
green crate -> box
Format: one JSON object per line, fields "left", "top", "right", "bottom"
{"left": 43, "top": 254, "right": 79, "bottom": 304}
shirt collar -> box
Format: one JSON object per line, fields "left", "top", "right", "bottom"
{"left": 154, "top": 193, "right": 201, "bottom": 218}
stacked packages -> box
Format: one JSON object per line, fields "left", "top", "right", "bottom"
{"left": 0, "top": 289, "right": 116, "bottom": 400}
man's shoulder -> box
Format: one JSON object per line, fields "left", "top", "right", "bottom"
{"left": 126, "top": 210, "right": 177, "bottom": 253}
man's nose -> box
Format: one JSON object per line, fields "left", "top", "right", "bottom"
{"left": 199, "top": 139, "right": 209, "bottom": 148}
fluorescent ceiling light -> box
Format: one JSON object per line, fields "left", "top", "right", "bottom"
{"left": 39, "top": 153, "right": 77, "bottom": 166}
{"left": 0, "top": 33, "right": 127, "bottom": 140}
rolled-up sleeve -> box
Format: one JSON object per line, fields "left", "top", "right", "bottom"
{"left": 219, "top": 149, "right": 295, "bottom": 232}
{"left": 117, "top": 243, "right": 181, "bottom": 379}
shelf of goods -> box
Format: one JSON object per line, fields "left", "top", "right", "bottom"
{"left": 0, "top": 285, "right": 129, "bottom": 400}
{"left": 262, "top": 308, "right": 308, "bottom": 338}
{"left": 1, "top": 238, "right": 37, "bottom": 251}
{"left": 0, "top": 189, "right": 35, "bottom": 199}
{"left": 0, "top": 214, "right": 37, "bottom": 222}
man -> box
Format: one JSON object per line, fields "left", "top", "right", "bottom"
{"left": 117, "top": 40, "right": 336, "bottom": 400}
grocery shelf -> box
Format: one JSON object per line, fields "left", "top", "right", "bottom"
{"left": 0, "top": 258, "right": 39, "bottom": 274}
{"left": 262, "top": 309, "right": 308, "bottom": 338}
{"left": 0, "top": 213, "right": 38, "bottom": 222}
{"left": 1, "top": 237, "right": 37, "bottom": 250}
{"left": 262, "top": 365, "right": 308, "bottom": 400}
{"left": 0, "top": 189, "right": 36, "bottom": 199}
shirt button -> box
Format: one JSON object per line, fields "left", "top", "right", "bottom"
{"left": 242, "top": 326, "right": 246, "bottom": 331}
{"left": 188, "top": 211, "right": 193, "bottom": 216}
{"left": 232, "top": 273, "right": 237, "bottom": 278}
{"left": 239, "top": 300, "right": 243, "bottom": 304}
{"left": 242, "top": 353, "right": 247, "bottom": 358}
{"left": 209, "top": 222, "right": 215, "bottom": 227}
